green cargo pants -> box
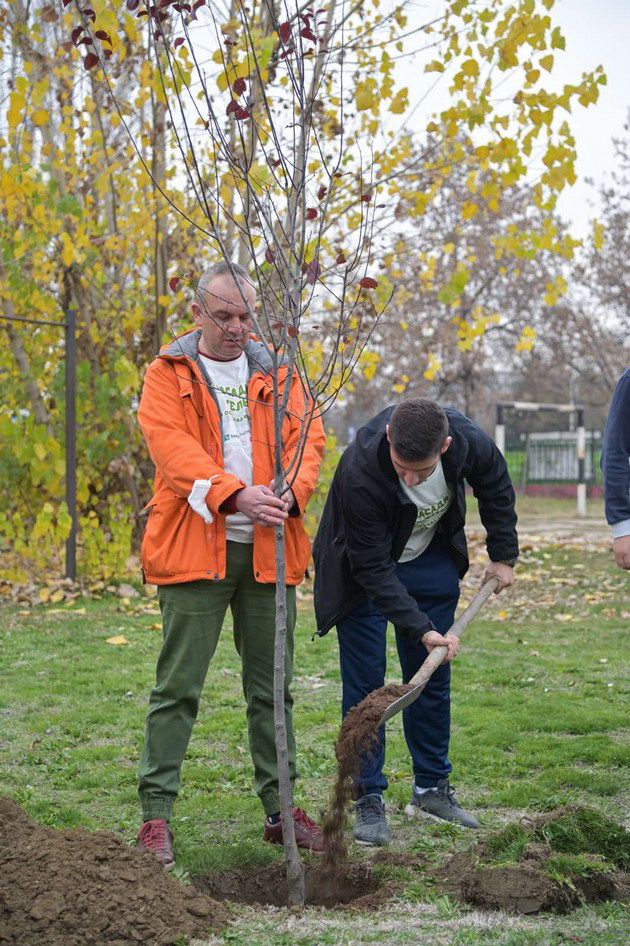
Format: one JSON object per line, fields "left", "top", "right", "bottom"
{"left": 138, "top": 541, "right": 297, "bottom": 820}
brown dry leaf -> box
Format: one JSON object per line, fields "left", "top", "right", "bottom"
{"left": 106, "top": 635, "right": 129, "bottom": 645}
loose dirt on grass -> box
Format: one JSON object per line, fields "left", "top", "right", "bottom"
{"left": 320, "top": 683, "right": 414, "bottom": 874}
{"left": 0, "top": 795, "right": 231, "bottom": 946}
{"left": 438, "top": 805, "right": 630, "bottom": 915}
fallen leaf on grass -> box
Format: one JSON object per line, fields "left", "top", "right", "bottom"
{"left": 554, "top": 613, "right": 576, "bottom": 622}
{"left": 106, "top": 635, "right": 129, "bottom": 645}
{"left": 46, "top": 607, "right": 86, "bottom": 615}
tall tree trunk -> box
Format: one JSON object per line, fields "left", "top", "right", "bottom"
{"left": 271, "top": 357, "right": 304, "bottom": 906}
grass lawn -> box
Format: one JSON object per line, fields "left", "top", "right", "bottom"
{"left": 1, "top": 526, "right": 628, "bottom": 945}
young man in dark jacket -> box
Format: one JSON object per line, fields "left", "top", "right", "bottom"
{"left": 601, "top": 367, "right": 630, "bottom": 570}
{"left": 313, "top": 398, "right": 518, "bottom": 845}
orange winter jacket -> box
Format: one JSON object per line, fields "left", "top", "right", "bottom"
{"left": 138, "top": 329, "right": 325, "bottom": 585}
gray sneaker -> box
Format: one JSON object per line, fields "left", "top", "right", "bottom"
{"left": 404, "top": 779, "right": 480, "bottom": 828}
{"left": 353, "top": 794, "right": 392, "bottom": 846}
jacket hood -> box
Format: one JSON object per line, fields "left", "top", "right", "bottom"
{"left": 158, "top": 328, "right": 281, "bottom": 377}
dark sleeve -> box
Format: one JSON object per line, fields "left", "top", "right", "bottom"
{"left": 460, "top": 420, "right": 519, "bottom": 562}
{"left": 338, "top": 472, "right": 436, "bottom": 642}
{"left": 601, "top": 369, "right": 630, "bottom": 527}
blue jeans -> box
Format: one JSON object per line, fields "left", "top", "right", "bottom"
{"left": 337, "top": 534, "right": 460, "bottom": 796}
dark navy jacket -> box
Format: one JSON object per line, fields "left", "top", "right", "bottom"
{"left": 601, "top": 367, "right": 630, "bottom": 535}
{"left": 312, "top": 407, "right": 519, "bottom": 641}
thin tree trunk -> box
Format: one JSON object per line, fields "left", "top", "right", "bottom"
{"left": 272, "top": 363, "right": 304, "bottom": 906}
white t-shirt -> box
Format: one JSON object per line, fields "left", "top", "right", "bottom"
{"left": 199, "top": 352, "right": 253, "bottom": 543}
{"left": 397, "top": 458, "right": 453, "bottom": 562}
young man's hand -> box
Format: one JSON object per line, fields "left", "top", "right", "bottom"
{"left": 420, "top": 630, "right": 460, "bottom": 662}
{"left": 612, "top": 534, "right": 630, "bottom": 569}
{"left": 483, "top": 561, "right": 515, "bottom": 592}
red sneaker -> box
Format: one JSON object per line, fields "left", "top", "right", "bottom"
{"left": 137, "top": 818, "right": 175, "bottom": 870}
{"left": 263, "top": 807, "right": 324, "bottom": 852}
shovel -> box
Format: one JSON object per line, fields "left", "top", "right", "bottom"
{"left": 378, "top": 576, "right": 500, "bottom": 726}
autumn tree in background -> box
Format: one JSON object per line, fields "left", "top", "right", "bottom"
{"left": 0, "top": 0, "right": 607, "bottom": 579}
{"left": 505, "top": 113, "right": 630, "bottom": 426}
{"left": 0, "top": 1, "right": 208, "bottom": 580}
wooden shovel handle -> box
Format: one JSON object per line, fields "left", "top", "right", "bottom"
{"left": 407, "top": 577, "right": 500, "bottom": 689}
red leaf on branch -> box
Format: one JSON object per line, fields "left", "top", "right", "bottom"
{"left": 279, "top": 22, "right": 291, "bottom": 43}
{"left": 103, "top": 48, "right": 113, "bottom": 59}
{"left": 279, "top": 47, "right": 295, "bottom": 60}
{"left": 233, "top": 77, "right": 247, "bottom": 95}
{"left": 193, "top": 0, "right": 206, "bottom": 11}
{"left": 336, "top": 253, "right": 346, "bottom": 264}
{"left": 287, "top": 326, "right": 299, "bottom": 338}
{"left": 306, "top": 207, "right": 318, "bottom": 220}
{"left": 126, "top": 0, "right": 140, "bottom": 10}
{"left": 268, "top": 156, "right": 281, "bottom": 168}
{"left": 225, "top": 99, "right": 239, "bottom": 115}
{"left": 264, "top": 246, "right": 276, "bottom": 264}
{"left": 81, "top": 8, "right": 96, "bottom": 22}
{"left": 317, "top": 184, "right": 327, "bottom": 201}
{"left": 174, "top": 37, "right": 185, "bottom": 48}
{"left": 361, "top": 193, "right": 372, "bottom": 202}
{"left": 95, "top": 30, "right": 112, "bottom": 44}
{"left": 71, "top": 26, "right": 84, "bottom": 45}
{"left": 83, "top": 52, "right": 99, "bottom": 70}
{"left": 169, "top": 276, "right": 180, "bottom": 291}
{"left": 77, "top": 37, "right": 94, "bottom": 46}
{"left": 234, "top": 107, "right": 250, "bottom": 120}
{"left": 304, "top": 259, "right": 321, "bottom": 284}
{"left": 272, "top": 322, "right": 284, "bottom": 331}
{"left": 358, "top": 276, "right": 378, "bottom": 289}
{"left": 62, "top": 0, "right": 73, "bottom": 7}
{"left": 300, "top": 27, "right": 317, "bottom": 43}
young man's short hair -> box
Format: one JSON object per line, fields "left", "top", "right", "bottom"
{"left": 388, "top": 398, "right": 449, "bottom": 460}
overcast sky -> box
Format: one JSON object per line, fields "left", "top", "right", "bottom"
{"left": 550, "top": 0, "right": 630, "bottom": 235}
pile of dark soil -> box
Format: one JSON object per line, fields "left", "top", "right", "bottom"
{"left": 0, "top": 795, "right": 231, "bottom": 945}
{"left": 321, "top": 683, "right": 413, "bottom": 872}
{"left": 439, "top": 805, "right": 630, "bottom": 914}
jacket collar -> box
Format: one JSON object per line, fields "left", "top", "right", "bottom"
{"left": 157, "top": 328, "right": 284, "bottom": 378}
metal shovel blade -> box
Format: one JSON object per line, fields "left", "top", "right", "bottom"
{"left": 378, "top": 577, "right": 499, "bottom": 726}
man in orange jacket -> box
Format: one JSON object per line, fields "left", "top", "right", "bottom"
{"left": 136, "top": 261, "right": 326, "bottom": 868}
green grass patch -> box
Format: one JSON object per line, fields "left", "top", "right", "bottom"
{"left": 483, "top": 822, "right": 530, "bottom": 864}
{"left": 533, "top": 808, "right": 630, "bottom": 870}
{"left": 1, "top": 539, "right": 628, "bottom": 944}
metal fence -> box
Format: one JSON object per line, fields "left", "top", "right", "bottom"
{"left": 504, "top": 431, "right": 603, "bottom": 486}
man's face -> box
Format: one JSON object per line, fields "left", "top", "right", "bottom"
{"left": 389, "top": 447, "right": 441, "bottom": 487}
{"left": 192, "top": 275, "right": 255, "bottom": 360}
{"left": 386, "top": 427, "right": 452, "bottom": 487}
